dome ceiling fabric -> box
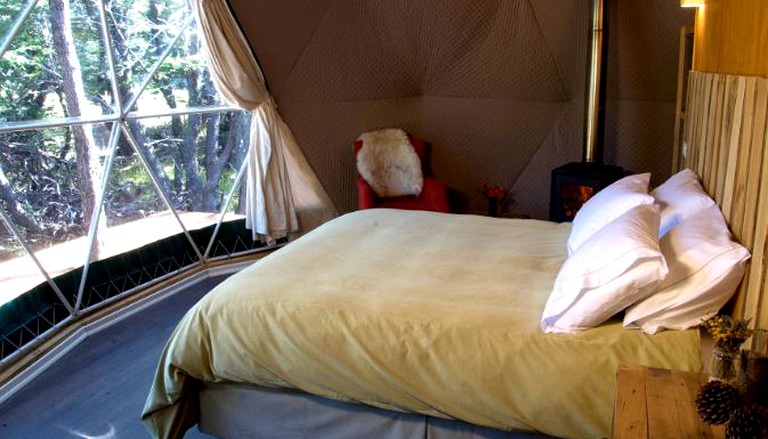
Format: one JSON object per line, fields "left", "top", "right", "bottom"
{"left": 230, "top": 0, "right": 589, "bottom": 216}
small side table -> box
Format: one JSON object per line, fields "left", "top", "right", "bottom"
{"left": 611, "top": 364, "right": 725, "bottom": 439}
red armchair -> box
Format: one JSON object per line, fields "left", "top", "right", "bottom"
{"left": 354, "top": 136, "right": 450, "bottom": 212}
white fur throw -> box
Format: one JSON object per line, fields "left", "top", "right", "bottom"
{"left": 356, "top": 128, "right": 423, "bottom": 197}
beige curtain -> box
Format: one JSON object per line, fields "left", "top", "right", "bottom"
{"left": 192, "top": 0, "right": 337, "bottom": 243}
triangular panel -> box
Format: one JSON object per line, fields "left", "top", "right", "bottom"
{"left": 112, "top": 0, "right": 224, "bottom": 115}
{"left": 0, "top": 1, "right": 115, "bottom": 125}
{"left": 0, "top": 122, "right": 111, "bottom": 305}
{"left": 134, "top": 110, "right": 250, "bottom": 257}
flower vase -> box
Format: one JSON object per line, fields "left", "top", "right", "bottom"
{"left": 709, "top": 346, "right": 738, "bottom": 383}
{"left": 488, "top": 197, "right": 498, "bottom": 217}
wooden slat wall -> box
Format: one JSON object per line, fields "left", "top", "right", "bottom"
{"left": 693, "top": 0, "right": 768, "bottom": 78}
{"left": 683, "top": 70, "right": 768, "bottom": 328}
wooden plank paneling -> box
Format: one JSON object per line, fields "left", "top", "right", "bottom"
{"left": 672, "top": 369, "right": 714, "bottom": 438}
{"left": 720, "top": 76, "right": 745, "bottom": 219}
{"left": 646, "top": 370, "right": 681, "bottom": 438}
{"left": 742, "top": 112, "right": 768, "bottom": 325}
{"left": 729, "top": 77, "right": 756, "bottom": 240}
{"left": 684, "top": 70, "right": 768, "bottom": 329}
{"left": 690, "top": 2, "right": 768, "bottom": 324}
{"left": 706, "top": 75, "right": 724, "bottom": 199}
{"left": 714, "top": 76, "right": 736, "bottom": 201}
{"left": 612, "top": 365, "right": 648, "bottom": 439}
{"left": 612, "top": 365, "right": 725, "bottom": 439}
{"left": 693, "top": 0, "right": 768, "bottom": 77}
{"left": 742, "top": 81, "right": 768, "bottom": 246}
{"left": 704, "top": 74, "right": 714, "bottom": 178}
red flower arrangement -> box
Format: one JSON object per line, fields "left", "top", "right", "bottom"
{"left": 482, "top": 184, "right": 506, "bottom": 200}
{"left": 481, "top": 184, "right": 507, "bottom": 217}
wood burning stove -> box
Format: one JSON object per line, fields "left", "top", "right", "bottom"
{"left": 549, "top": 162, "right": 624, "bottom": 222}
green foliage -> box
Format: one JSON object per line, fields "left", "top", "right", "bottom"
{"left": 0, "top": 0, "right": 247, "bottom": 257}
{"left": 0, "top": 6, "right": 55, "bottom": 123}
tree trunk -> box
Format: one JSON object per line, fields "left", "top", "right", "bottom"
{"left": 201, "top": 110, "right": 240, "bottom": 212}
{"left": 181, "top": 44, "right": 203, "bottom": 212}
{"left": 81, "top": 0, "right": 174, "bottom": 200}
{"left": 181, "top": 115, "right": 203, "bottom": 211}
{"left": 147, "top": 0, "right": 183, "bottom": 138}
{"left": 49, "top": 0, "right": 105, "bottom": 260}
{"left": 147, "top": 0, "right": 184, "bottom": 194}
{"left": 0, "top": 165, "right": 42, "bottom": 234}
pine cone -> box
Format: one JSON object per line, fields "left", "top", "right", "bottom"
{"left": 726, "top": 404, "right": 768, "bottom": 439}
{"left": 695, "top": 380, "right": 740, "bottom": 425}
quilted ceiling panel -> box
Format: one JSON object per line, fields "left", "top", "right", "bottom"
{"left": 248, "top": 0, "right": 574, "bottom": 103}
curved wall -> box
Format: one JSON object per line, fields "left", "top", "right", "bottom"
{"left": 231, "top": 0, "right": 694, "bottom": 218}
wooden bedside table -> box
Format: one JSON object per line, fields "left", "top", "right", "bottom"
{"left": 611, "top": 364, "right": 725, "bottom": 439}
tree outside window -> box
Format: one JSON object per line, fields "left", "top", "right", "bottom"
{"left": 0, "top": 0, "right": 252, "bottom": 309}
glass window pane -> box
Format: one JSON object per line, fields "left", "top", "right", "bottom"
{"left": 0, "top": 123, "right": 110, "bottom": 304}
{"left": 0, "top": 0, "right": 253, "bottom": 360}
{"left": 0, "top": 1, "right": 115, "bottom": 126}
{"left": 136, "top": 111, "right": 248, "bottom": 231}
{"left": 110, "top": 0, "right": 224, "bottom": 113}
{"left": 0, "top": 3, "right": 23, "bottom": 37}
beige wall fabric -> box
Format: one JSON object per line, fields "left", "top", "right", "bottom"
{"left": 229, "top": 0, "right": 694, "bottom": 218}
{"left": 231, "top": 0, "right": 589, "bottom": 217}
{"left": 192, "top": 0, "right": 337, "bottom": 242}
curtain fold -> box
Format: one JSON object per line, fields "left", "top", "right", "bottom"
{"left": 192, "top": 0, "right": 337, "bottom": 243}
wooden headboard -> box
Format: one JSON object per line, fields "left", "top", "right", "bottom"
{"left": 683, "top": 70, "right": 767, "bottom": 328}
{"left": 683, "top": 0, "right": 768, "bottom": 329}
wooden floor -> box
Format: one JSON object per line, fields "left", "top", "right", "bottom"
{"left": 0, "top": 275, "right": 229, "bottom": 438}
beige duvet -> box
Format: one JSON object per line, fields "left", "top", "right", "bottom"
{"left": 142, "top": 209, "right": 701, "bottom": 439}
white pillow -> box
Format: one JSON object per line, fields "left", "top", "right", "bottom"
{"left": 567, "top": 173, "right": 654, "bottom": 254}
{"left": 651, "top": 168, "right": 715, "bottom": 237}
{"left": 542, "top": 204, "right": 668, "bottom": 334}
{"left": 623, "top": 205, "right": 750, "bottom": 334}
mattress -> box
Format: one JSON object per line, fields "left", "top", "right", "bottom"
{"left": 142, "top": 209, "right": 701, "bottom": 439}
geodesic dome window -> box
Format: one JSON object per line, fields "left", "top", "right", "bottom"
{"left": 0, "top": 0, "right": 267, "bottom": 363}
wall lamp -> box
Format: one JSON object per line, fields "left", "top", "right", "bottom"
{"left": 680, "top": 0, "right": 704, "bottom": 7}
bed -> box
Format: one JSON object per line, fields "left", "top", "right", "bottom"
{"left": 141, "top": 204, "right": 707, "bottom": 439}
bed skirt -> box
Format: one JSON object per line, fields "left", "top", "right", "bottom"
{"left": 198, "top": 383, "right": 558, "bottom": 439}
